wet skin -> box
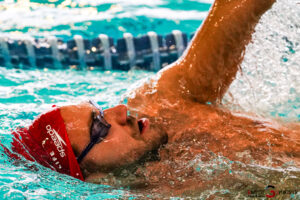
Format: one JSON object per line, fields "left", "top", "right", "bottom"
{"left": 59, "top": 99, "right": 300, "bottom": 182}
{"left": 60, "top": 102, "right": 167, "bottom": 179}
{"left": 59, "top": 0, "right": 300, "bottom": 183}
{"left": 128, "top": 98, "right": 300, "bottom": 166}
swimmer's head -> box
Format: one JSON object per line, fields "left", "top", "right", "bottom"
{"left": 60, "top": 102, "right": 167, "bottom": 180}
{"left": 8, "top": 102, "right": 167, "bottom": 181}
{"left": 8, "top": 105, "right": 84, "bottom": 180}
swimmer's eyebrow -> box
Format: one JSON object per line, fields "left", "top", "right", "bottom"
{"left": 89, "top": 100, "right": 104, "bottom": 116}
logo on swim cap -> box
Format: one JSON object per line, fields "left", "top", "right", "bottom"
{"left": 46, "top": 125, "right": 66, "bottom": 157}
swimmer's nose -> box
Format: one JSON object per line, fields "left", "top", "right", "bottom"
{"left": 104, "top": 104, "right": 128, "bottom": 125}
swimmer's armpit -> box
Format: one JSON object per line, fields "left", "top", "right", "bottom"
{"left": 157, "top": 0, "right": 276, "bottom": 104}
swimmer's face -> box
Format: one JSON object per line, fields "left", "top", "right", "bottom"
{"left": 60, "top": 102, "right": 166, "bottom": 177}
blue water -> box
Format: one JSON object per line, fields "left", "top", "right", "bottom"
{"left": 0, "top": 0, "right": 211, "bottom": 40}
{"left": 0, "top": 68, "right": 154, "bottom": 199}
{"left": 0, "top": 0, "right": 299, "bottom": 199}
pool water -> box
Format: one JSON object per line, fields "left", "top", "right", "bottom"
{"left": 0, "top": 68, "right": 154, "bottom": 199}
{"left": 0, "top": 0, "right": 211, "bottom": 40}
{"left": 0, "top": 0, "right": 299, "bottom": 199}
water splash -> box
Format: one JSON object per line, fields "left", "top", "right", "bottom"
{"left": 224, "top": 0, "right": 300, "bottom": 122}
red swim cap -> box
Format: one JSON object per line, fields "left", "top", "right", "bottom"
{"left": 8, "top": 107, "right": 84, "bottom": 181}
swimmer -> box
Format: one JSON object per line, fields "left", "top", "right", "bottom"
{"left": 6, "top": 0, "right": 300, "bottom": 195}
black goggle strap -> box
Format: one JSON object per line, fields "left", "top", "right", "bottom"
{"left": 76, "top": 140, "right": 97, "bottom": 164}
{"left": 76, "top": 101, "right": 111, "bottom": 163}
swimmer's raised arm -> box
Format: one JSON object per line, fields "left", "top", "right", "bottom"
{"left": 156, "top": 0, "right": 276, "bottom": 104}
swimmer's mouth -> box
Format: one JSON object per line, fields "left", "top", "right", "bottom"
{"left": 137, "top": 118, "right": 149, "bottom": 134}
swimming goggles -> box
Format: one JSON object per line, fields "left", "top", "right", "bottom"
{"left": 76, "top": 100, "right": 111, "bottom": 163}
